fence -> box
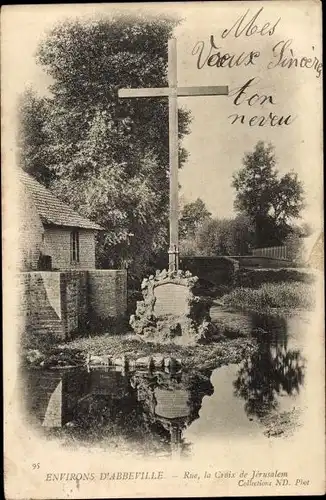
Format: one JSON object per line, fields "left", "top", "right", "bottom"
{"left": 252, "top": 246, "right": 288, "bottom": 260}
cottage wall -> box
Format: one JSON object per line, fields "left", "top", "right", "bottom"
{"left": 43, "top": 228, "right": 95, "bottom": 270}
{"left": 19, "top": 185, "right": 44, "bottom": 270}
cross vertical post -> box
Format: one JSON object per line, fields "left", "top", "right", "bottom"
{"left": 168, "top": 38, "right": 179, "bottom": 273}
{"left": 118, "top": 38, "right": 228, "bottom": 274}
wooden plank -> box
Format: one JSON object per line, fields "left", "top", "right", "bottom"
{"left": 118, "top": 87, "right": 170, "bottom": 98}
{"left": 177, "top": 86, "right": 229, "bottom": 96}
{"left": 119, "top": 86, "right": 229, "bottom": 99}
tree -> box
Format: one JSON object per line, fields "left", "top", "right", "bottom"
{"left": 284, "top": 232, "right": 304, "bottom": 262}
{"left": 179, "top": 237, "right": 200, "bottom": 257}
{"left": 17, "top": 88, "right": 55, "bottom": 187}
{"left": 232, "top": 141, "right": 305, "bottom": 247}
{"left": 179, "top": 215, "right": 254, "bottom": 257}
{"left": 196, "top": 216, "right": 254, "bottom": 256}
{"left": 196, "top": 218, "right": 229, "bottom": 256}
{"left": 18, "top": 14, "right": 191, "bottom": 277}
{"left": 179, "top": 198, "right": 211, "bottom": 239}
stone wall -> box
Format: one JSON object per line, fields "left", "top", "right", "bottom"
{"left": 60, "top": 271, "right": 88, "bottom": 337}
{"left": 234, "top": 255, "right": 295, "bottom": 269}
{"left": 17, "top": 269, "right": 127, "bottom": 341}
{"left": 180, "top": 256, "right": 239, "bottom": 287}
{"left": 17, "top": 272, "right": 65, "bottom": 340}
{"left": 88, "top": 270, "right": 127, "bottom": 330}
{"left": 180, "top": 255, "right": 295, "bottom": 289}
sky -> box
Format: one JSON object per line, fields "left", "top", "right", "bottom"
{"left": 2, "top": 2, "right": 323, "bottom": 229}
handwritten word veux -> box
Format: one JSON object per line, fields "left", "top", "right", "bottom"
{"left": 192, "top": 36, "right": 260, "bottom": 70}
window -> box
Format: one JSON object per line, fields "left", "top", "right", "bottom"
{"left": 70, "top": 230, "right": 80, "bottom": 263}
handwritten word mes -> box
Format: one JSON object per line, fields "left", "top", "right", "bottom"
{"left": 229, "top": 78, "right": 295, "bottom": 127}
{"left": 192, "top": 36, "right": 260, "bottom": 70}
{"left": 221, "top": 7, "right": 281, "bottom": 38}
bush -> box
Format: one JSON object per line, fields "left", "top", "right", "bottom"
{"left": 221, "top": 282, "right": 316, "bottom": 312}
{"left": 237, "top": 268, "right": 315, "bottom": 288}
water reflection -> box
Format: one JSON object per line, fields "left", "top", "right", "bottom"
{"left": 22, "top": 310, "right": 307, "bottom": 454}
{"left": 233, "top": 314, "right": 306, "bottom": 420}
{"left": 22, "top": 365, "right": 214, "bottom": 456}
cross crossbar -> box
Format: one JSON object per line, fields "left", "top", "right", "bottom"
{"left": 118, "top": 86, "right": 228, "bottom": 99}
{"left": 118, "top": 38, "right": 229, "bottom": 273}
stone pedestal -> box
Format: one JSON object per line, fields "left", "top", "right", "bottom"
{"left": 129, "top": 269, "right": 218, "bottom": 344}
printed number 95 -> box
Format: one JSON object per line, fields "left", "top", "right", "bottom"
{"left": 32, "top": 463, "right": 40, "bottom": 469}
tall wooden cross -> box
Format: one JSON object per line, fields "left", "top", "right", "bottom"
{"left": 118, "top": 38, "right": 228, "bottom": 273}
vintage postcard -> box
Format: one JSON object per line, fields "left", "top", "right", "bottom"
{"left": 2, "top": 1, "right": 324, "bottom": 498}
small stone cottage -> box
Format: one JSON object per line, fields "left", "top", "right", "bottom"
{"left": 18, "top": 169, "right": 102, "bottom": 271}
{"left": 17, "top": 169, "right": 127, "bottom": 339}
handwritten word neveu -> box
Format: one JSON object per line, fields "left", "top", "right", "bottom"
{"left": 228, "top": 78, "right": 296, "bottom": 127}
{"left": 268, "top": 40, "right": 322, "bottom": 78}
{"left": 221, "top": 7, "right": 281, "bottom": 39}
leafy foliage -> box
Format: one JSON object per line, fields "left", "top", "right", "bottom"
{"left": 232, "top": 141, "right": 305, "bottom": 247}
{"left": 179, "top": 198, "right": 211, "bottom": 239}
{"left": 17, "top": 88, "right": 55, "bottom": 187}
{"left": 283, "top": 232, "right": 304, "bottom": 263}
{"left": 180, "top": 215, "right": 254, "bottom": 257}
{"left": 18, "top": 14, "right": 191, "bottom": 277}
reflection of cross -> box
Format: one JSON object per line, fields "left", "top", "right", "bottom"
{"left": 119, "top": 38, "right": 228, "bottom": 272}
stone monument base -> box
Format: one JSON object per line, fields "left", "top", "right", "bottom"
{"left": 129, "top": 269, "right": 218, "bottom": 345}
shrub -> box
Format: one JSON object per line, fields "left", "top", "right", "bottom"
{"left": 238, "top": 268, "right": 315, "bottom": 288}
{"left": 221, "top": 282, "right": 315, "bottom": 312}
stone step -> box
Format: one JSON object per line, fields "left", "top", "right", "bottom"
{"left": 30, "top": 313, "right": 62, "bottom": 320}
{"left": 33, "top": 319, "right": 62, "bottom": 326}
{"left": 35, "top": 319, "right": 61, "bottom": 324}
{"left": 31, "top": 321, "right": 64, "bottom": 331}
{"left": 86, "top": 354, "right": 182, "bottom": 370}
{"left": 32, "top": 328, "right": 64, "bottom": 336}
{"left": 29, "top": 303, "right": 57, "bottom": 314}
{"left": 29, "top": 304, "right": 60, "bottom": 310}
{"left": 35, "top": 327, "right": 62, "bottom": 332}
{"left": 32, "top": 321, "right": 63, "bottom": 328}
{"left": 30, "top": 321, "right": 62, "bottom": 327}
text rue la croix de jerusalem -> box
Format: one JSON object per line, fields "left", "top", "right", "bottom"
{"left": 191, "top": 7, "right": 322, "bottom": 127}
{"left": 44, "top": 470, "right": 310, "bottom": 488}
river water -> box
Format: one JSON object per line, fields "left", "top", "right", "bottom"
{"left": 20, "top": 307, "right": 309, "bottom": 457}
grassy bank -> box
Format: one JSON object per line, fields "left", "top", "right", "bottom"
{"left": 62, "top": 334, "right": 257, "bottom": 371}
{"left": 22, "top": 333, "right": 257, "bottom": 372}
{"left": 220, "top": 281, "right": 315, "bottom": 313}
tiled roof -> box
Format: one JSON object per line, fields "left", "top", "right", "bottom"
{"left": 302, "top": 230, "right": 323, "bottom": 261}
{"left": 18, "top": 170, "right": 103, "bottom": 230}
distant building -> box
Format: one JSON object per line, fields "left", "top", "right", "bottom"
{"left": 18, "top": 170, "right": 102, "bottom": 271}
{"left": 302, "top": 230, "right": 324, "bottom": 270}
